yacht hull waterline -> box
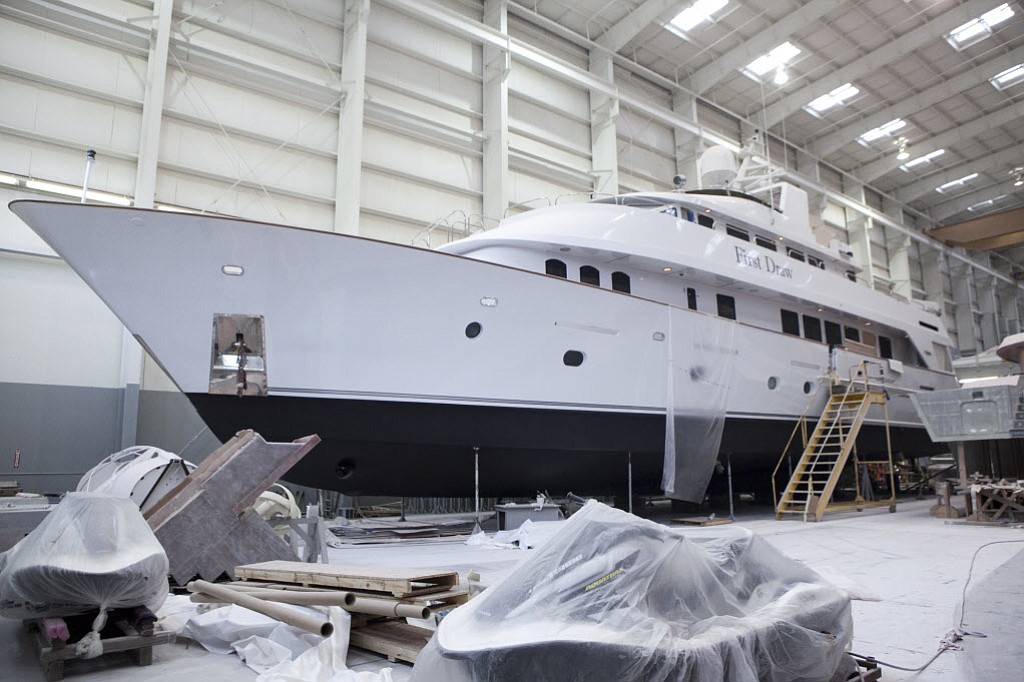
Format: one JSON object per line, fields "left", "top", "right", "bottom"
{"left": 10, "top": 197, "right": 953, "bottom": 500}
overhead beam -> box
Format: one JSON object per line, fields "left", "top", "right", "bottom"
{"left": 687, "top": 0, "right": 845, "bottom": 95}
{"left": 595, "top": 0, "right": 680, "bottom": 53}
{"left": 949, "top": 230, "right": 1024, "bottom": 251}
{"left": 932, "top": 179, "right": 1024, "bottom": 222}
{"left": 759, "top": 0, "right": 996, "bottom": 130}
{"left": 896, "top": 147, "right": 1023, "bottom": 204}
{"left": 809, "top": 44, "right": 1024, "bottom": 158}
{"left": 930, "top": 205, "right": 1024, "bottom": 242}
{"left": 857, "top": 99, "right": 1024, "bottom": 183}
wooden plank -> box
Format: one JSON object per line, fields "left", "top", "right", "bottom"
{"left": 236, "top": 560, "right": 458, "bottom": 597}
{"left": 348, "top": 621, "right": 433, "bottom": 664}
{"left": 670, "top": 516, "right": 733, "bottom": 526}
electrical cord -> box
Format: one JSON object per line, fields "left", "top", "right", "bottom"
{"left": 850, "top": 538, "right": 1024, "bottom": 674}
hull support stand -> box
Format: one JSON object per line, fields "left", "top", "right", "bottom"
{"left": 473, "top": 446, "right": 481, "bottom": 531}
{"left": 627, "top": 452, "right": 633, "bottom": 515}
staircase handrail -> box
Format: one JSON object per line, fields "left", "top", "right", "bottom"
{"left": 771, "top": 376, "right": 829, "bottom": 506}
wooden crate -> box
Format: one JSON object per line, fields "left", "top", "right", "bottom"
{"left": 348, "top": 621, "right": 434, "bottom": 664}
{"left": 236, "top": 560, "right": 459, "bottom": 597}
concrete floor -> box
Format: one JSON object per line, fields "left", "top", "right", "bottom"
{"left": 2, "top": 497, "right": 1021, "bottom": 681}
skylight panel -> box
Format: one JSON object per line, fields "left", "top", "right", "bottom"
{"left": 804, "top": 83, "right": 859, "bottom": 117}
{"left": 935, "top": 172, "right": 979, "bottom": 193}
{"left": 990, "top": 63, "right": 1024, "bottom": 89}
{"left": 945, "top": 3, "right": 1015, "bottom": 50}
{"left": 899, "top": 149, "right": 945, "bottom": 172}
{"left": 857, "top": 118, "right": 906, "bottom": 145}
{"left": 742, "top": 42, "right": 801, "bottom": 83}
{"left": 669, "top": 0, "right": 728, "bottom": 33}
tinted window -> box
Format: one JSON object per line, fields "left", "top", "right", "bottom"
{"left": 803, "top": 315, "right": 823, "bottom": 342}
{"left": 879, "top": 336, "right": 893, "bottom": 359}
{"left": 786, "top": 247, "right": 805, "bottom": 262}
{"left": 825, "top": 321, "right": 843, "bottom": 345}
{"left": 845, "top": 326, "right": 861, "bottom": 343}
{"left": 726, "top": 225, "right": 749, "bottom": 241}
{"left": 717, "top": 294, "right": 736, "bottom": 320}
{"left": 846, "top": 271, "right": 856, "bottom": 282}
{"left": 755, "top": 236, "right": 777, "bottom": 251}
{"left": 686, "top": 287, "right": 697, "bottom": 311}
{"left": 580, "top": 265, "right": 600, "bottom": 286}
{"left": 563, "top": 350, "right": 585, "bottom": 367}
{"left": 611, "top": 271, "right": 630, "bottom": 293}
{"left": 545, "top": 259, "right": 567, "bottom": 278}
{"left": 697, "top": 214, "right": 714, "bottom": 228}
{"left": 808, "top": 255, "right": 824, "bottom": 269}
{"left": 781, "top": 309, "right": 800, "bottom": 336}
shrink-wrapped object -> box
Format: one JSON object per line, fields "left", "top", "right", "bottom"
{"left": 413, "top": 501, "right": 852, "bottom": 682}
{"left": 0, "top": 492, "right": 169, "bottom": 657}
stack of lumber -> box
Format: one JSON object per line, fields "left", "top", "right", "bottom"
{"left": 189, "top": 560, "right": 469, "bottom": 664}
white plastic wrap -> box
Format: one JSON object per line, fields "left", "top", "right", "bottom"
{"left": 413, "top": 502, "right": 851, "bottom": 682}
{"left": 0, "top": 493, "right": 169, "bottom": 636}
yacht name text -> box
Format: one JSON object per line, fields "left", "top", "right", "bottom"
{"left": 734, "top": 246, "right": 793, "bottom": 279}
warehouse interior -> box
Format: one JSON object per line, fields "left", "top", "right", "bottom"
{"left": 2, "top": 0, "right": 1024, "bottom": 680}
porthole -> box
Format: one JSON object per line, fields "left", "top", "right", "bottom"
{"left": 803, "top": 381, "right": 813, "bottom": 395}
{"left": 767, "top": 376, "right": 779, "bottom": 390}
{"left": 563, "top": 350, "right": 585, "bottom": 367}
{"left": 465, "top": 322, "right": 482, "bottom": 338}
{"left": 335, "top": 458, "right": 355, "bottom": 480}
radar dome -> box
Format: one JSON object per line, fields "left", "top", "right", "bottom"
{"left": 699, "top": 146, "right": 737, "bottom": 187}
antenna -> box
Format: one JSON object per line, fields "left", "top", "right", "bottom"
{"left": 81, "top": 149, "right": 96, "bottom": 203}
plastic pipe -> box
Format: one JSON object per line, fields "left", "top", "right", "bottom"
{"left": 191, "top": 586, "right": 355, "bottom": 607}
{"left": 187, "top": 580, "right": 334, "bottom": 637}
{"left": 346, "top": 597, "right": 431, "bottom": 620}
{"left": 192, "top": 590, "right": 430, "bottom": 620}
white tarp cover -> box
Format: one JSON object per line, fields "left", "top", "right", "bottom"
{"left": 412, "top": 502, "right": 852, "bottom": 682}
{"left": 663, "top": 311, "right": 737, "bottom": 502}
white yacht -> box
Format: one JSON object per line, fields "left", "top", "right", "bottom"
{"left": 10, "top": 150, "right": 957, "bottom": 502}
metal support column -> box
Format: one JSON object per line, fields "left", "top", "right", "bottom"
{"left": 335, "top": 0, "right": 370, "bottom": 235}
{"left": 588, "top": 51, "right": 618, "bottom": 196}
{"left": 482, "top": 0, "right": 509, "bottom": 223}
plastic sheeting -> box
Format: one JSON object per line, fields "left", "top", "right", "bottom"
{"left": 413, "top": 501, "right": 852, "bottom": 682}
{"left": 0, "top": 492, "right": 169, "bottom": 657}
{"left": 663, "top": 311, "right": 737, "bottom": 502}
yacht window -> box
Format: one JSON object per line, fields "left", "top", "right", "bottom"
{"left": 846, "top": 271, "right": 857, "bottom": 282}
{"left": 755, "top": 236, "right": 777, "bottom": 251}
{"left": 781, "top": 309, "right": 800, "bottom": 336}
{"left": 611, "top": 271, "right": 631, "bottom": 293}
{"left": 726, "top": 225, "right": 749, "bottom": 241}
{"left": 580, "top": 265, "right": 600, "bottom": 287}
{"left": 807, "top": 255, "right": 824, "bottom": 269}
{"left": 686, "top": 287, "right": 698, "bottom": 311}
{"left": 717, "top": 294, "right": 736, "bottom": 320}
{"left": 683, "top": 209, "right": 696, "bottom": 222}
{"left": 659, "top": 206, "right": 679, "bottom": 217}
{"left": 803, "top": 314, "right": 823, "bottom": 342}
{"left": 697, "top": 214, "right": 714, "bottom": 228}
{"left": 545, "top": 259, "right": 567, "bottom": 278}
{"left": 879, "top": 335, "right": 893, "bottom": 359}
{"left": 825, "top": 320, "right": 843, "bottom": 345}
{"left": 844, "top": 326, "right": 861, "bottom": 343}
{"left": 786, "top": 247, "right": 805, "bottom": 262}
{"left": 919, "top": 320, "right": 939, "bottom": 332}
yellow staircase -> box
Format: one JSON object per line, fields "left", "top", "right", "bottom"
{"left": 774, "top": 364, "right": 890, "bottom": 522}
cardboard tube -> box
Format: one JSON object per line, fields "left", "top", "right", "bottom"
{"left": 187, "top": 580, "right": 334, "bottom": 637}
{"left": 191, "top": 586, "right": 355, "bottom": 607}
{"left": 346, "top": 596, "right": 430, "bottom": 620}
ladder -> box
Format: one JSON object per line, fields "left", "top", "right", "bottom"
{"left": 775, "top": 363, "right": 889, "bottom": 522}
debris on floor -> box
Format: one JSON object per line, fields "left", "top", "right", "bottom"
{"left": 412, "top": 500, "right": 853, "bottom": 682}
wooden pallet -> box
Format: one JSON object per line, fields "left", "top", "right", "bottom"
{"left": 236, "top": 560, "right": 459, "bottom": 597}
{"left": 25, "top": 615, "right": 175, "bottom": 681}
{"left": 670, "top": 516, "right": 733, "bottom": 526}
{"left": 348, "top": 621, "right": 433, "bottom": 664}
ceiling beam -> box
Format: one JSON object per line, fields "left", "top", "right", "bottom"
{"left": 809, "top": 44, "right": 1024, "bottom": 158}
{"left": 948, "top": 230, "right": 1024, "bottom": 251}
{"left": 930, "top": 205, "right": 1024, "bottom": 242}
{"left": 759, "top": 0, "right": 997, "bottom": 130}
{"left": 896, "top": 146, "right": 1024, "bottom": 204}
{"left": 595, "top": 0, "right": 680, "bottom": 53}
{"left": 932, "top": 179, "right": 1024, "bottom": 222}
{"left": 687, "top": 0, "right": 845, "bottom": 95}
{"left": 857, "top": 99, "right": 1024, "bottom": 182}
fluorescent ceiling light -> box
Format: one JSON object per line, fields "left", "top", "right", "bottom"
{"left": 0, "top": 173, "right": 18, "bottom": 185}
{"left": 991, "top": 63, "right": 1024, "bottom": 89}
{"left": 88, "top": 190, "right": 132, "bottom": 206}
{"left": 156, "top": 203, "right": 196, "bottom": 213}
{"left": 935, "top": 172, "right": 979, "bottom": 193}
{"left": 857, "top": 118, "right": 906, "bottom": 145}
{"left": 966, "top": 195, "right": 1006, "bottom": 212}
{"left": 946, "top": 4, "right": 1014, "bottom": 50}
{"left": 25, "top": 178, "right": 131, "bottom": 205}
{"left": 959, "top": 375, "right": 1001, "bottom": 384}
{"left": 899, "top": 148, "right": 945, "bottom": 171}
{"left": 804, "top": 82, "right": 859, "bottom": 116}
{"left": 742, "top": 42, "right": 801, "bottom": 81}
{"left": 669, "top": 0, "right": 728, "bottom": 33}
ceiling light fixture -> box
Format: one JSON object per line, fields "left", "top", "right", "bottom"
{"left": 1013, "top": 167, "right": 1024, "bottom": 187}
{"left": 773, "top": 68, "right": 789, "bottom": 85}
{"left": 895, "top": 137, "right": 910, "bottom": 161}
